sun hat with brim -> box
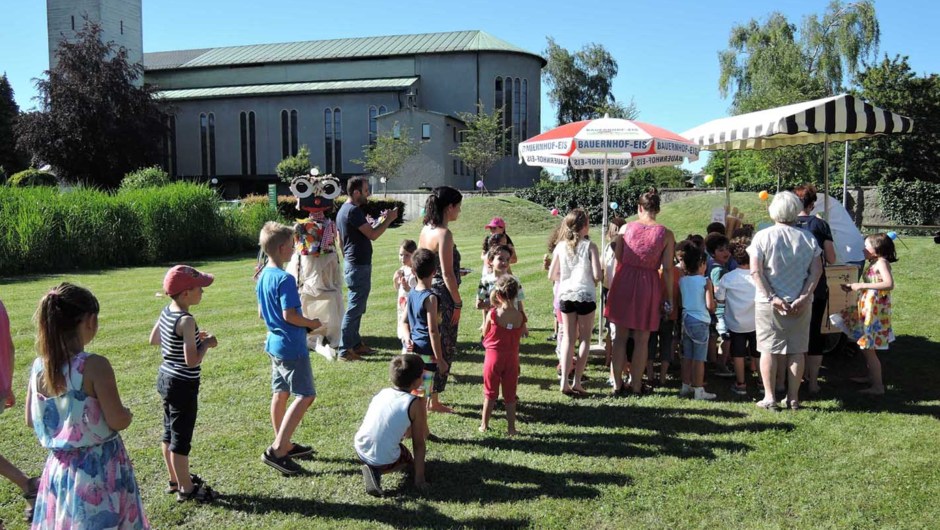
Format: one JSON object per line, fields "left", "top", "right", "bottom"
{"left": 485, "top": 217, "right": 506, "bottom": 229}
{"left": 164, "top": 265, "right": 214, "bottom": 296}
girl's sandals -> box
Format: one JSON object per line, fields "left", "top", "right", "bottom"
{"left": 166, "top": 473, "right": 204, "bottom": 494}
{"left": 23, "top": 476, "right": 40, "bottom": 523}
{"left": 177, "top": 481, "right": 219, "bottom": 503}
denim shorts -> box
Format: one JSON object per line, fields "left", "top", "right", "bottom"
{"left": 269, "top": 354, "right": 316, "bottom": 397}
{"left": 682, "top": 315, "right": 710, "bottom": 362}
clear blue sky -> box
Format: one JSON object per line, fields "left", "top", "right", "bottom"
{"left": 3, "top": 0, "right": 938, "bottom": 171}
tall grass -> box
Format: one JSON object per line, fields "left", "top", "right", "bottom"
{"left": 0, "top": 184, "right": 283, "bottom": 275}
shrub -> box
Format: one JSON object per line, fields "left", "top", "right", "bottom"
{"left": 7, "top": 168, "right": 56, "bottom": 187}
{"left": 120, "top": 165, "right": 171, "bottom": 191}
{"left": 879, "top": 180, "right": 940, "bottom": 228}
{"left": 515, "top": 180, "right": 650, "bottom": 224}
{"left": 241, "top": 195, "right": 405, "bottom": 227}
{"left": 275, "top": 145, "right": 313, "bottom": 183}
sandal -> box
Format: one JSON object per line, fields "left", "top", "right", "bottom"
{"left": 755, "top": 399, "right": 779, "bottom": 411}
{"left": 166, "top": 473, "right": 204, "bottom": 494}
{"left": 177, "top": 481, "right": 219, "bottom": 503}
{"left": 788, "top": 400, "right": 801, "bottom": 410}
{"left": 23, "top": 476, "right": 40, "bottom": 523}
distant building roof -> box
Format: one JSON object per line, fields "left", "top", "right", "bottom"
{"left": 155, "top": 77, "right": 419, "bottom": 101}
{"left": 143, "top": 30, "right": 545, "bottom": 71}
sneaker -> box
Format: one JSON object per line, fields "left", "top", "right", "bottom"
{"left": 679, "top": 383, "right": 692, "bottom": 397}
{"left": 693, "top": 387, "right": 717, "bottom": 401}
{"left": 730, "top": 382, "right": 748, "bottom": 396}
{"left": 340, "top": 350, "right": 363, "bottom": 362}
{"left": 361, "top": 465, "right": 384, "bottom": 497}
{"left": 713, "top": 365, "right": 735, "bottom": 378}
{"left": 261, "top": 447, "right": 303, "bottom": 476}
{"left": 287, "top": 442, "right": 314, "bottom": 459}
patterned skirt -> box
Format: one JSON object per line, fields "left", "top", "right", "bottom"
{"left": 430, "top": 282, "right": 459, "bottom": 393}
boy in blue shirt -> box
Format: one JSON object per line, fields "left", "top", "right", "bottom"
{"left": 256, "top": 222, "right": 323, "bottom": 475}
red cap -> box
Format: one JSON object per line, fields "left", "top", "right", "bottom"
{"left": 163, "top": 265, "right": 214, "bottom": 296}
{"left": 485, "top": 217, "right": 506, "bottom": 229}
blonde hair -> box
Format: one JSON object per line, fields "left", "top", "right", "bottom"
{"left": 259, "top": 221, "right": 294, "bottom": 257}
{"left": 34, "top": 283, "right": 99, "bottom": 395}
{"left": 489, "top": 275, "right": 520, "bottom": 307}
{"left": 561, "top": 209, "right": 589, "bottom": 253}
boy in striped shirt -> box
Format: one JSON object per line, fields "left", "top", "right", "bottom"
{"left": 149, "top": 265, "right": 219, "bottom": 502}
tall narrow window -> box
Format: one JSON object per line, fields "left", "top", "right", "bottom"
{"left": 379, "top": 105, "right": 387, "bottom": 115}
{"left": 240, "top": 111, "right": 257, "bottom": 175}
{"left": 504, "top": 77, "right": 514, "bottom": 155}
{"left": 120, "top": 20, "right": 124, "bottom": 35}
{"left": 513, "top": 78, "right": 522, "bottom": 156}
{"left": 495, "top": 77, "right": 504, "bottom": 153}
{"left": 324, "top": 109, "right": 333, "bottom": 174}
{"left": 199, "top": 113, "right": 208, "bottom": 176}
{"left": 163, "top": 115, "right": 176, "bottom": 176}
{"left": 71, "top": 15, "right": 75, "bottom": 30}
{"left": 208, "top": 113, "right": 216, "bottom": 176}
{"left": 521, "top": 79, "right": 528, "bottom": 143}
{"left": 281, "top": 109, "right": 299, "bottom": 158}
{"left": 333, "top": 108, "right": 342, "bottom": 175}
{"left": 290, "top": 110, "right": 298, "bottom": 156}
{"left": 368, "top": 105, "right": 378, "bottom": 145}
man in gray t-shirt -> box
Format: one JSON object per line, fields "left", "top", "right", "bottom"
{"left": 336, "top": 177, "right": 398, "bottom": 360}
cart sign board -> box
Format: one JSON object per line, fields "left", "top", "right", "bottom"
{"left": 822, "top": 265, "right": 859, "bottom": 334}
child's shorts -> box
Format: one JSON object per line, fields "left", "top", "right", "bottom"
{"left": 649, "top": 319, "right": 676, "bottom": 364}
{"left": 269, "top": 354, "right": 316, "bottom": 397}
{"left": 682, "top": 315, "right": 710, "bottom": 362}
{"left": 360, "top": 443, "right": 414, "bottom": 472}
{"left": 157, "top": 371, "right": 200, "bottom": 456}
{"left": 729, "top": 330, "right": 757, "bottom": 358}
{"left": 559, "top": 300, "right": 596, "bottom": 315}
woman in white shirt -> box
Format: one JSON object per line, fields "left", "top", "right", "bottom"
{"left": 548, "top": 209, "right": 601, "bottom": 397}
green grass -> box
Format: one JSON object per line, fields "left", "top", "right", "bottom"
{"left": 1, "top": 195, "right": 938, "bottom": 529}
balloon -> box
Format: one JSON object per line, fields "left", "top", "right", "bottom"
{"left": 551, "top": 208, "right": 559, "bottom": 216}
{"left": 610, "top": 201, "right": 619, "bottom": 210}
{"left": 420, "top": 208, "right": 426, "bottom": 216}
{"left": 704, "top": 174, "right": 715, "bottom": 185}
{"left": 887, "top": 231, "right": 898, "bottom": 240}
{"left": 476, "top": 180, "right": 485, "bottom": 189}
{"left": 759, "top": 190, "right": 769, "bottom": 201}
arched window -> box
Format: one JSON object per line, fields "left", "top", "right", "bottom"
{"left": 240, "top": 111, "right": 257, "bottom": 175}
{"left": 495, "top": 77, "right": 504, "bottom": 153}
{"left": 504, "top": 77, "right": 514, "bottom": 155}
{"left": 199, "top": 112, "right": 216, "bottom": 176}
{"left": 513, "top": 78, "right": 522, "bottom": 156}
{"left": 521, "top": 79, "right": 528, "bottom": 143}
{"left": 324, "top": 108, "right": 343, "bottom": 174}
{"left": 369, "top": 105, "right": 378, "bottom": 145}
{"left": 163, "top": 115, "right": 176, "bottom": 176}
{"left": 324, "top": 108, "right": 333, "bottom": 174}
{"left": 281, "top": 109, "right": 299, "bottom": 158}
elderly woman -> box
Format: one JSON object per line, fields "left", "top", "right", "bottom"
{"left": 748, "top": 191, "right": 822, "bottom": 410}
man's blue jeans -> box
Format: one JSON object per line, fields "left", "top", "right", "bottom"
{"left": 339, "top": 263, "right": 372, "bottom": 354}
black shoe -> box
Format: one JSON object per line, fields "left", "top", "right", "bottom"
{"left": 261, "top": 447, "right": 303, "bottom": 476}
{"left": 287, "top": 442, "right": 314, "bottom": 459}
{"left": 361, "top": 465, "right": 384, "bottom": 497}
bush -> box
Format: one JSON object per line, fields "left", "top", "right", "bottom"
{"left": 879, "top": 180, "right": 940, "bottom": 228}
{"left": 7, "top": 168, "right": 56, "bottom": 187}
{"left": 515, "top": 180, "right": 651, "bottom": 224}
{"left": 275, "top": 145, "right": 312, "bottom": 183}
{"left": 241, "top": 195, "right": 405, "bottom": 227}
{"left": 0, "top": 182, "right": 281, "bottom": 275}
{"left": 120, "top": 165, "right": 171, "bottom": 191}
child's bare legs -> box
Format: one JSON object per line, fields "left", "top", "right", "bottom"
{"left": 429, "top": 391, "right": 453, "bottom": 413}
{"left": 629, "top": 330, "right": 652, "bottom": 393}
{"left": 559, "top": 312, "right": 578, "bottom": 392}
{"left": 271, "top": 392, "right": 288, "bottom": 437}
{"left": 759, "top": 352, "right": 776, "bottom": 402}
{"left": 681, "top": 358, "right": 692, "bottom": 386}
{"left": 0, "top": 454, "right": 29, "bottom": 495}
{"left": 692, "top": 360, "right": 706, "bottom": 388}
{"left": 707, "top": 335, "right": 717, "bottom": 364}
{"left": 571, "top": 313, "right": 593, "bottom": 391}
{"left": 859, "top": 348, "right": 885, "bottom": 395}
{"left": 505, "top": 401, "right": 517, "bottom": 436}
{"left": 659, "top": 361, "right": 670, "bottom": 385}
{"left": 805, "top": 355, "right": 823, "bottom": 394}
{"left": 609, "top": 325, "right": 628, "bottom": 392}
{"left": 718, "top": 340, "right": 731, "bottom": 368}
{"left": 480, "top": 397, "right": 495, "bottom": 432}
{"left": 271, "top": 394, "right": 315, "bottom": 457}
{"left": 161, "top": 443, "right": 178, "bottom": 486}
{"left": 733, "top": 357, "right": 746, "bottom": 386}
{"left": 171, "top": 454, "right": 194, "bottom": 493}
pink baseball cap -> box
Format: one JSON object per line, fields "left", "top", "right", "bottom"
{"left": 485, "top": 217, "right": 506, "bottom": 229}
{"left": 163, "top": 265, "right": 214, "bottom": 296}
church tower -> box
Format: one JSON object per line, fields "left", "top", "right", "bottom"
{"left": 46, "top": 0, "right": 143, "bottom": 80}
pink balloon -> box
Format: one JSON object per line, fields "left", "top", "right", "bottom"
{"left": 551, "top": 208, "right": 559, "bottom": 216}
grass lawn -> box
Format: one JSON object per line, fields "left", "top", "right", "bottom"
{"left": 1, "top": 194, "right": 938, "bottom": 529}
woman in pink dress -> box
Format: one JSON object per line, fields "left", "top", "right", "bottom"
{"left": 604, "top": 189, "right": 675, "bottom": 395}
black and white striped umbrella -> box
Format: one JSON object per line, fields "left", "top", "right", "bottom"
{"left": 681, "top": 93, "right": 914, "bottom": 150}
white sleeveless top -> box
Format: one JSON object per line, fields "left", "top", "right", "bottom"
{"left": 556, "top": 239, "right": 596, "bottom": 303}
{"left": 354, "top": 387, "right": 416, "bottom": 466}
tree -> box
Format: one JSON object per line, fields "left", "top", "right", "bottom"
{"left": 851, "top": 55, "right": 940, "bottom": 184}
{"left": 15, "top": 21, "right": 165, "bottom": 188}
{"left": 543, "top": 38, "right": 621, "bottom": 125}
{"left": 0, "top": 74, "right": 25, "bottom": 178}
{"left": 276, "top": 145, "right": 313, "bottom": 182}
{"left": 451, "top": 102, "right": 509, "bottom": 188}
{"left": 352, "top": 123, "right": 421, "bottom": 196}
{"left": 715, "top": 1, "right": 880, "bottom": 187}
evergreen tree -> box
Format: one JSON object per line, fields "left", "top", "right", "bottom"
{"left": 0, "top": 73, "right": 25, "bottom": 178}
{"left": 15, "top": 20, "right": 165, "bottom": 188}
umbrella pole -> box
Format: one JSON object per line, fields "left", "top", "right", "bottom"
{"left": 599, "top": 154, "right": 609, "bottom": 346}
{"left": 842, "top": 142, "right": 850, "bottom": 207}
{"left": 724, "top": 147, "right": 730, "bottom": 213}
{"left": 823, "top": 135, "right": 830, "bottom": 221}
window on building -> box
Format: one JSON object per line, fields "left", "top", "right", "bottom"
{"left": 460, "top": 160, "right": 466, "bottom": 176}
{"left": 513, "top": 78, "right": 522, "bottom": 156}
{"left": 199, "top": 112, "right": 216, "bottom": 176}
{"left": 452, "top": 125, "right": 457, "bottom": 143}
{"left": 421, "top": 123, "right": 431, "bottom": 140}
{"left": 120, "top": 20, "right": 124, "bottom": 35}
{"left": 453, "top": 159, "right": 458, "bottom": 175}
{"left": 504, "top": 77, "right": 513, "bottom": 156}
{"left": 369, "top": 106, "right": 378, "bottom": 145}
{"left": 521, "top": 79, "right": 528, "bottom": 143}
{"left": 324, "top": 108, "right": 342, "bottom": 174}
{"left": 71, "top": 16, "right": 75, "bottom": 30}
{"left": 281, "top": 109, "right": 299, "bottom": 158}
{"left": 163, "top": 115, "right": 176, "bottom": 176}
{"left": 494, "top": 76, "right": 504, "bottom": 153}
{"left": 240, "top": 111, "right": 257, "bottom": 175}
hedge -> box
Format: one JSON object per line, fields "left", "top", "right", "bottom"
{"left": 241, "top": 194, "right": 405, "bottom": 227}
{"left": 7, "top": 169, "right": 56, "bottom": 187}
{"left": 879, "top": 180, "right": 940, "bottom": 228}
{"left": 515, "top": 180, "right": 654, "bottom": 224}
{"left": 0, "top": 183, "right": 283, "bottom": 276}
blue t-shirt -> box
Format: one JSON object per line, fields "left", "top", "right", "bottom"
{"left": 256, "top": 266, "right": 308, "bottom": 360}
{"left": 406, "top": 288, "right": 434, "bottom": 356}
{"left": 708, "top": 261, "right": 729, "bottom": 319}
{"left": 337, "top": 202, "right": 372, "bottom": 265}
{"left": 679, "top": 274, "right": 711, "bottom": 324}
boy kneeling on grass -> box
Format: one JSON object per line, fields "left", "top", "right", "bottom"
{"left": 354, "top": 354, "right": 428, "bottom": 497}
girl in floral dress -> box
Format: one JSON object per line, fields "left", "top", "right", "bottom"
{"left": 834, "top": 234, "right": 897, "bottom": 395}
{"left": 26, "top": 283, "right": 149, "bottom": 529}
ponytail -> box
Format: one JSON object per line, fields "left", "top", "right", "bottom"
{"left": 423, "top": 186, "right": 463, "bottom": 226}
{"left": 561, "top": 208, "right": 589, "bottom": 253}
{"left": 34, "top": 283, "right": 99, "bottom": 395}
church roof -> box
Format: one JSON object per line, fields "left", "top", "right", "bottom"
{"left": 144, "top": 30, "right": 545, "bottom": 71}
{"left": 155, "top": 77, "right": 419, "bottom": 100}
